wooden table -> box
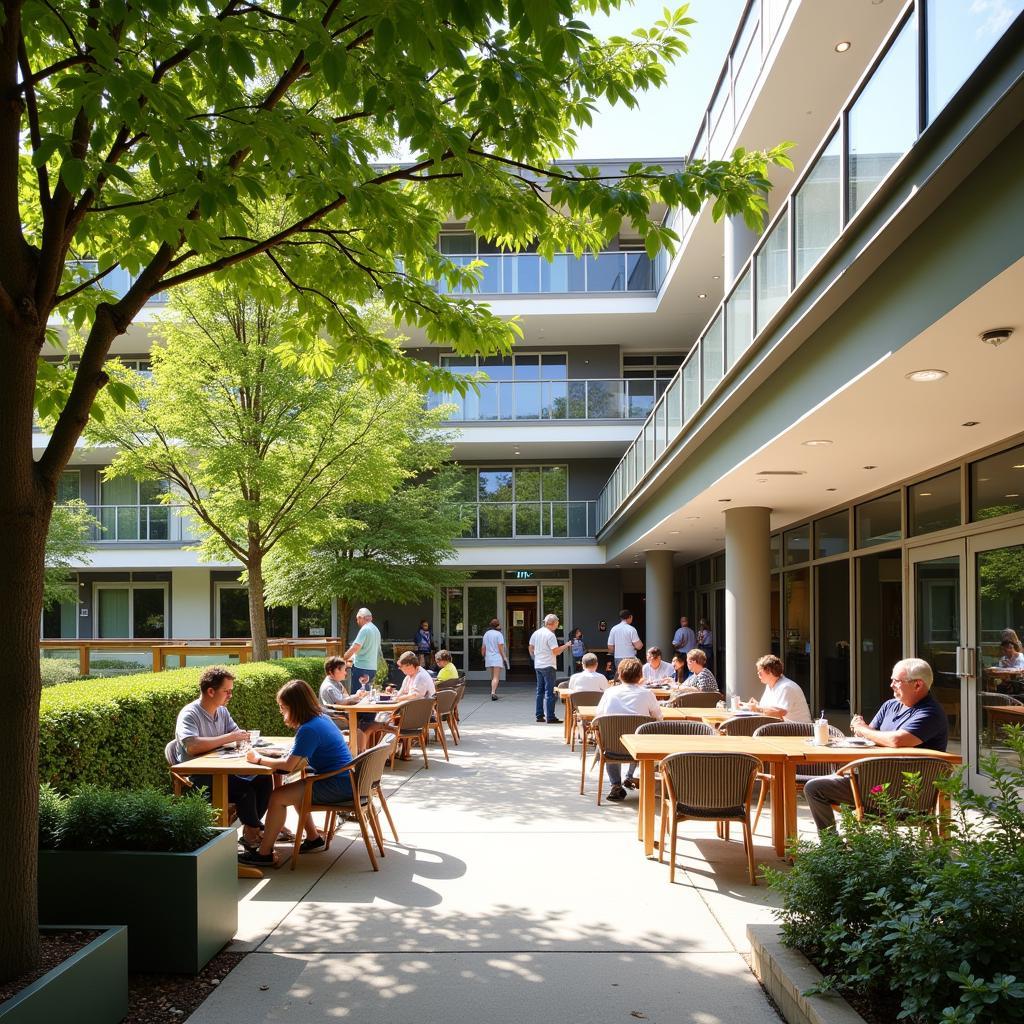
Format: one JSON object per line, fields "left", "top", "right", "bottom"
{"left": 555, "top": 686, "right": 674, "bottom": 744}
{"left": 326, "top": 700, "right": 400, "bottom": 753}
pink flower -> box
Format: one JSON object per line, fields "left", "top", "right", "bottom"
{"left": 870, "top": 785, "right": 885, "bottom": 795}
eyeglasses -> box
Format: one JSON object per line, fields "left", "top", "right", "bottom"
{"left": 890, "top": 677, "right": 919, "bottom": 686}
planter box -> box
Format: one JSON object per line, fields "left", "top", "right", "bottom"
{"left": 0, "top": 926, "right": 127, "bottom": 1024}
{"left": 39, "top": 826, "right": 238, "bottom": 974}
{"left": 748, "top": 924, "right": 867, "bottom": 1024}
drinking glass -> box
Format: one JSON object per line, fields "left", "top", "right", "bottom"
{"left": 250, "top": 730, "right": 261, "bottom": 746}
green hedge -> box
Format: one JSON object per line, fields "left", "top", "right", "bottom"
{"left": 39, "top": 657, "right": 325, "bottom": 793}
{"left": 40, "top": 658, "right": 81, "bottom": 688}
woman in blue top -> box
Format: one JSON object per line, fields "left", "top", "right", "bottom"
{"left": 243, "top": 679, "right": 352, "bottom": 867}
{"left": 569, "top": 627, "right": 586, "bottom": 672}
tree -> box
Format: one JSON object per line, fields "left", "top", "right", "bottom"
{"left": 264, "top": 468, "right": 469, "bottom": 646}
{"left": 90, "top": 281, "right": 448, "bottom": 661}
{"left": 43, "top": 500, "right": 95, "bottom": 609}
{"left": 3, "top": 0, "right": 789, "bottom": 977}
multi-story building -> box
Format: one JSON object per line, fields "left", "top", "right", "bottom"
{"left": 40, "top": 1, "right": 1024, "bottom": 790}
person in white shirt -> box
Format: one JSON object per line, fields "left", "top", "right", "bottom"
{"left": 318, "top": 656, "right": 349, "bottom": 706}
{"left": 642, "top": 646, "right": 674, "bottom": 683}
{"left": 607, "top": 609, "right": 642, "bottom": 668}
{"left": 529, "top": 613, "right": 570, "bottom": 723}
{"left": 742, "top": 654, "right": 812, "bottom": 724}
{"left": 481, "top": 618, "right": 509, "bottom": 702}
{"left": 568, "top": 652, "right": 609, "bottom": 693}
{"left": 367, "top": 651, "right": 437, "bottom": 756}
{"left": 594, "top": 657, "right": 663, "bottom": 800}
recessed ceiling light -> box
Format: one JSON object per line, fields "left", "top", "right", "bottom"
{"left": 863, "top": 465, "right": 877, "bottom": 470}
{"left": 962, "top": 421, "right": 979, "bottom": 427}
{"left": 826, "top": 487, "right": 837, "bottom": 492}
{"left": 905, "top": 369, "right": 948, "bottom": 383}
{"left": 918, "top": 492, "right": 932, "bottom": 497}
{"left": 712, "top": 274, "right": 720, "bottom": 280}
{"left": 1006, "top": 493, "right": 1020, "bottom": 498}
{"left": 834, "top": 40, "right": 851, "bottom": 52}
{"left": 1013, "top": 464, "right": 1024, "bottom": 470}
{"left": 698, "top": 292, "right": 708, "bottom": 299}
{"left": 685, "top": 516, "right": 701, "bottom": 521}
{"left": 803, "top": 439, "right": 833, "bottom": 447}
{"left": 670, "top": 530, "right": 680, "bottom": 534}
{"left": 981, "top": 328, "right": 1013, "bottom": 347}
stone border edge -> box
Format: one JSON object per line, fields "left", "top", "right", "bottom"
{"left": 747, "top": 924, "right": 867, "bottom": 1024}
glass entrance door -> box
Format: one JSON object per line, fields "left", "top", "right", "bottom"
{"left": 466, "top": 585, "right": 499, "bottom": 673}
{"left": 505, "top": 585, "right": 538, "bottom": 674}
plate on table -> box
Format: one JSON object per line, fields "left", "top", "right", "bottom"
{"left": 807, "top": 737, "right": 874, "bottom": 748}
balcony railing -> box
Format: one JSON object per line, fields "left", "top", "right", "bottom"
{"left": 428, "top": 378, "right": 669, "bottom": 422}
{"left": 77, "top": 504, "right": 201, "bottom": 543}
{"left": 432, "top": 250, "right": 659, "bottom": 296}
{"left": 458, "top": 501, "right": 597, "bottom": 539}
{"left": 597, "top": 0, "right": 1023, "bottom": 532}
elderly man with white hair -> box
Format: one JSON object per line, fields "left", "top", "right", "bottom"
{"left": 342, "top": 607, "right": 382, "bottom": 691}
{"left": 529, "top": 612, "right": 570, "bottom": 724}
{"left": 803, "top": 657, "right": 949, "bottom": 832}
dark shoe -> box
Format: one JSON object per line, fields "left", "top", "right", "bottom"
{"left": 536, "top": 716, "right": 545, "bottom": 723}
{"left": 546, "top": 718, "right": 562, "bottom": 724}
{"left": 624, "top": 778, "right": 640, "bottom": 790}
{"left": 491, "top": 695, "right": 499, "bottom": 701}
{"left": 299, "top": 836, "right": 326, "bottom": 854}
{"left": 239, "top": 849, "right": 277, "bottom": 867}
{"left": 607, "top": 785, "right": 627, "bottom": 801}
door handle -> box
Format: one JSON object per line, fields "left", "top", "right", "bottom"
{"left": 966, "top": 647, "right": 977, "bottom": 679}
{"left": 955, "top": 646, "right": 964, "bottom": 678}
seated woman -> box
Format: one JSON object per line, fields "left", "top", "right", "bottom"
{"left": 241, "top": 679, "right": 353, "bottom": 867}
{"left": 683, "top": 648, "right": 720, "bottom": 693}
{"left": 367, "top": 650, "right": 437, "bottom": 756}
{"left": 594, "top": 657, "right": 663, "bottom": 800}
{"left": 434, "top": 649, "right": 460, "bottom": 684}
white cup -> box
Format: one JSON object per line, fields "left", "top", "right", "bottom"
{"left": 731, "top": 695, "right": 740, "bottom": 710}
{"left": 250, "top": 730, "right": 261, "bottom": 745}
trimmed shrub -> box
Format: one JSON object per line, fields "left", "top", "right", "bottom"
{"left": 39, "top": 657, "right": 321, "bottom": 793}
{"left": 40, "top": 658, "right": 81, "bottom": 688}
{"left": 38, "top": 783, "right": 66, "bottom": 849}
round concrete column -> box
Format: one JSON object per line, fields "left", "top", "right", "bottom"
{"left": 724, "top": 213, "right": 761, "bottom": 285}
{"left": 644, "top": 549, "right": 676, "bottom": 655}
{"left": 725, "top": 506, "right": 771, "bottom": 701}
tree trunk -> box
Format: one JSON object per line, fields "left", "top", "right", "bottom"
{"left": 246, "top": 538, "right": 269, "bottom": 663}
{"left": 338, "top": 596, "right": 351, "bottom": 648}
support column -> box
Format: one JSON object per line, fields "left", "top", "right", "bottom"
{"left": 644, "top": 549, "right": 675, "bottom": 656}
{"left": 725, "top": 507, "right": 771, "bottom": 701}
{"left": 724, "top": 213, "right": 761, "bottom": 285}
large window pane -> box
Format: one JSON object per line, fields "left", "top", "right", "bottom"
{"left": 515, "top": 467, "right": 541, "bottom": 501}
{"left": 701, "top": 314, "right": 724, "bottom": 399}
{"left": 265, "top": 604, "right": 292, "bottom": 638}
{"left": 927, "top": 0, "right": 1024, "bottom": 123}
{"left": 541, "top": 465, "right": 567, "bottom": 500}
{"left": 43, "top": 599, "right": 78, "bottom": 639}
{"left": 914, "top": 554, "right": 962, "bottom": 744}
{"left": 479, "top": 505, "right": 513, "bottom": 538}
{"left": 847, "top": 14, "right": 918, "bottom": 218}
{"left": 815, "top": 510, "right": 849, "bottom": 558}
{"left": 784, "top": 524, "right": 810, "bottom": 566}
{"left": 585, "top": 252, "right": 626, "bottom": 291}
{"left": 755, "top": 209, "right": 788, "bottom": 333}
{"left": 134, "top": 588, "right": 166, "bottom": 638}
{"left": 783, "top": 568, "right": 811, "bottom": 701}
{"left": 219, "top": 586, "right": 249, "bottom": 638}
{"left": 971, "top": 442, "right": 1024, "bottom": 522}
{"left": 665, "top": 377, "right": 682, "bottom": 439}
{"left": 682, "top": 352, "right": 700, "bottom": 421}
{"left": 817, "top": 560, "right": 851, "bottom": 726}
{"left": 794, "top": 131, "right": 841, "bottom": 282}
{"left": 57, "top": 471, "right": 81, "bottom": 503}
{"left": 855, "top": 491, "right": 901, "bottom": 548}
{"left": 97, "top": 588, "right": 130, "bottom": 638}
{"left": 858, "top": 550, "right": 903, "bottom": 721}
{"left": 479, "top": 470, "right": 513, "bottom": 501}
{"left": 725, "top": 268, "right": 752, "bottom": 368}
{"left": 909, "top": 469, "right": 961, "bottom": 536}
{"left": 298, "top": 605, "right": 330, "bottom": 638}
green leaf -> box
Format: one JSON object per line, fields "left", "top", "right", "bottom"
{"left": 59, "top": 157, "right": 87, "bottom": 195}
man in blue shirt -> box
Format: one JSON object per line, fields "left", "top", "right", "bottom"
{"left": 803, "top": 658, "right": 949, "bottom": 832}
{"left": 672, "top": 616, "right": 696, "bottom": 677}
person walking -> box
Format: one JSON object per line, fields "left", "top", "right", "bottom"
{"left": 528, "top": 613, "right": 570, "bottom": 723}
{"left": 482, "top": 618, "right": 509, "bottom": 701}
{"left": 697, "top": 618, "right": 714, "bottom": 672}
{"left": 607, "top": 609, "right": 642, "bottom": 670}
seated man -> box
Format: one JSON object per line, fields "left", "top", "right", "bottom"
{"left": 803, "top": 657, "right": 949, "bottom": 832}
{"left": 568, "top": 652, "right": 609, "bottom": 693}
{"left": 173, "top": 666, "right": 273, "bottom": 853}
{"left": 642, "top": 646, "right": 675, "bottom": 683}
{"left": 319, "top": 655, "right": 349, "bottom": 706}
{"left": 434, "top": 649, "right": 460, "bottom": 684}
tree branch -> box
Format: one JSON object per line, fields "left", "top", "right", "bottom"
{"left": 17, "top": 35, "right": 49, "bottom": 206}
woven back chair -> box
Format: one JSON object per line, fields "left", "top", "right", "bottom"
{"left": 567, "top": 690, "right": 603, "bottom": 752}
{"left": 165, "top": 740, "right": 193, "bottom": 797}
{"left": 665, "top": 690, "right": 722, "bottom": 709}
{"left": 590, "top": 714, "right": 652, "bottom": 805}
{"left": 431, "top": 689, "right": 458, "bottom": 757}
{"left": 981, "top": 691, "right": 1024, "bottom": 706}
{"left": 451, "top": 682, "right": 467, "bottom": 726}
{"left": 839, "top": 756, "right": 954, "bottom": 822}
{"left": 435, "top": 673, "right": 464, "bottom": 691}
{"left": 719, "top": 714, "right": 777, "bottom": 737}
{"left": 750, "top": 720, "right": 845, "bottom": 832}
{"left": 636, "top": 720, "right": 716, "bottom": 737}
{"left": 384, "top": 697, "right": 436, "bottom": 769}
{"left": 659, "top": 752, "right": 762, "bottom": 884}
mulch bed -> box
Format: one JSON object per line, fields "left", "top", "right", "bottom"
{"left": 126, "top": 950, "right": 246, "bottom": 1023}
{"left": 0, "top": 930, "right": 100, "bottom": 1005}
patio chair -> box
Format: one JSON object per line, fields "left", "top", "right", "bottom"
{"left": 665, "top": 691, "right": 722, "bottom": 709}
{"left": 658, "top": 751, "right": 762, "bottom": 884}
{"left": 750, "top": 720, "right": 844, "bottom": 832}
{"left": 567, "top": 690, "right": 603, "bottom": 751}
{"left": 588, "top": 714, "right": 652, "bottom": 804}
{"left": 436, "top": 673, "right": 465, "bottom": 691}
{"left": 981, "top": 691, "right": 1024, "bottom": 706}
{"left": 636, "top": 720, "right": 717, "bottom": 737}
{"left": 719, "top": 714, "right": 777, "bottom": 737}
{"left": 450, "top": 682, "right": 466, "bottom": 732}
{"left": 838, "top": 755, "right": 954, "bottom": 825}
{"left": 291, "top": 736, "right": 395, "bottom": 871}
{"left": 165, "top": 740, "right": 191, "bottom": 796}
{"left": 381, "top": 697, "right": 435, "bottom": 769}
{"left": 430, "top": 689, "right": 458, "bottom": 759}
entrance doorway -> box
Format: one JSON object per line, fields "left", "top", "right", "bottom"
{"left": 506, "top": 586, "right": 538, "bottom": 674}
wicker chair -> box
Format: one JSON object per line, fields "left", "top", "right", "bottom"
{"left": 450, "top": 682, "right": 466, "bottom": 732}
{"left": 588, "top": 714, "right": 652, "bottom": 804}
{"left": 381, "top": 697, "right": 436, "bottom": 769}
{"left": 291, "top": 736, "right": 395, "bottom": 871}
{"left": 719, "top": 714, "right": 778, "bottom": 737}
{"left": 436, "top": 673, "right": 465, "bottom": 691}
{"left": 750, "top": 720, "right": 844, "bottom": 832}
{"left": 981, "top": 691, "right": 1024, "bottom": 706}
{"left": 431, "top": 689, "right": 458, "bottom": 758}
{"left": 165, "top": 740, "right": 191, "bottom": 796}
{"left": 658, "top": 751, "right": 762, "bottom": 884}
{"left": 636, "top": 720, "right": 716, "bottom": 737}
{"left": 839, "top": 756, "right": 954, "bottom": 824}
{"left": 567, "top": 690, "right": 603, "bottom": 751}
{"left": 665, "top": 691, "right": 722, "bottom": 709}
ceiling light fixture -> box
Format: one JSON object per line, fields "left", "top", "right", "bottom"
{"left": 863, "top": 465, "right": 877, "bottom": 470}
{"left": 802, "top": 439, "right": 833, "bottom": 447}
{"left": 718, "top": 498, "right": 732, "bottom": 502}
{"left": 1014, "top": 464, "right": 1024, "bottom": 470}
{"left": 962, "top": 421, "right": 980, "bottom": 427}
{"left": 826, "top": 487, "right": 838, "bottom": 492}
{"left": 670, "top": 530, "right": 680, "bottom": 534}
{"left": 698, "top": 292, "right": 708, "bottom": 299}
{"left": 834, "top": 40, "right": 851, "bottom": 52}
{"left": 919, "top": 492, "right": 932, "bottom": 497}
{"left": 981, "top": 328, "right": 1013, "bottom": 347}
{"left": 905, "top": 369, "right": 948, "bottom": 383}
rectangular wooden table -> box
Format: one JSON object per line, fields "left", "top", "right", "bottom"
{"left": 555, "top": 686, "right": 674, "bottom": 744}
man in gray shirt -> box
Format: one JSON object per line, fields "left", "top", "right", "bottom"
{"left": 174, "top": 666, "right": 272, "bottom": 852}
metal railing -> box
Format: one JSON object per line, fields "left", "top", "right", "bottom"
{"left": 431, "top": 250, "right": 659, "bottom": 295}
{"left": 457, "top": 500, "right": 597, "bottom": 539}
{"left": 597, "top": 0, "right": 1023, "bottom": 531}
{"left": 77, "top": 504, "right": 201, "bottom": 543}
{"left": 428, "top": 378, "right": 669, "bottom": 421}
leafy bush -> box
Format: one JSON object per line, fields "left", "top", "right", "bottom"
{"left": 39, "top": 784, "right": 219, "bottom": 853}
{"left": 40, "top": 658, "right": 80, "bottom": 688}
{"left": 39, "top": 657, "right": 320, "bottom": 793}
{"left": 768, "top": 729, "right": 1024, "bottom": 1023}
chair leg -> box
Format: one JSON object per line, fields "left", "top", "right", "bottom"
{"left": 434, "top": 721, "right": 450, "bottom": 761}
{"left": 323, "top": 810, "right": 337, "bottom": 849}
{"left": 367, "top": 803, "right": 386, "bottom": 856}
{"left": 376, "top": 787, "right": 399, "bottom": 843}
{"left": 742, "top": 817, "right": 757, "bottom": 886}
{"left": 752, "top": 778, "right": 768, "bottom": 834}
{"left": 419, "top": 729, "right": 430, "bottom": 769}
{"left": 354, "top": 805, "right": 379, "bottom": 871}
{"left": 669, "top": 815, "right": 679, "bottom": 884}
{"left": 389, "top": 738, "right": 398, "bottom": 769}
{"left": 290, "top": 822, "right": 304, "bottom": 871}
{"left": 659, "top": 796, "right": 668, "bottom": 864}
{"left": 579, "top": 742, "right": 588, "bottom": 796}
{"left": 596, "top": 754, "right": 604, "bottom": 806}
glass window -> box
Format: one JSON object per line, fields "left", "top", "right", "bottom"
{"left": 731, "top": 1, "right": 762, "bottom": 113}
{"left": 971, "top": 443, "right": 1024, "bottom": 522}
{"left": 541, "top": 585, "right": 565, "bottom": 637}
{"left": 712, "top": 554, "right": 725, "bottom": 583}
{"left": 856, "top": 491, "right": 901, "bottom": 547}
{"left": 43, "top": 598, "right": 78, "bottom": 639}
{"left": 97, "top": 587, "right": 130, "bottom": 638}
{"left": 770, "top": 572, "right": 781, "bottom": 656}
{"left": 783, "top": 568, "right": 811, "bottom": 700}
{"left": 134, "top": 588, "right": 166, "bottom": 638}
{"left": 57, "top": 471, "right": 81, "bottom": 503}
{"left": 540, "top": 353, "right": 567, "bottom": 378}
{"left": 701, "top": 313, "right": 724, "bottom": 399}
{"left": 698, "top": 559, "right": 711, "bottom": 587}
{"left": 725, "top": 268, "right": 752, "bottom": 368}
{"left": 858, "top": 550, "right": 903, "bottom": 721}
{"left": 515, "top": 467, "right": 540, "bottom": 501}
{"left": 665, "top": 377, "right": 682, "bottom": 439}
{"left": 815, "top": 510, "right": 849, "bottom": 558}
{"left": 682, "top": 351, "right": 700, "bottom": 421}
{"left": 794, "top": 130, "right": 841, "bottom": 283}
{"left": 817, "top": 560, "right": 851, "bottom": 724}
{"left": 909, "top": 469, "right": 961, "bottom": 536}
{"left": 927, "top": 0, "right": 1024, "bottom": 123}
{"left": 585, "top": 252, "right": 626, "bottom": 291}
{"left": 770, "top": 533, "right": 781, "bottom": 571}
{"left": 298, "top": 605, "right": 330, "bottom": 638}
{"left": 847, "top": 14, "right": 918, "bottom": 218}
{"left": 218, "top": 586, "right": 249, "bottom": 638}
{"left": 438, "top": 232, "right": 475, "bottom": 254}
{"left": 264, "top": 605, "right": 292, "bottom": 638}
{"left": 784, "top": 525, "right": 810, "bottom": 566}
{"left": 478, "top": 470, "right": 513, "bottom": 501}
{"left": 542, "top": 465, "right": 567, "bottom": 500}
{"left": 755, "top": 209, "right": 788, "bottom": 333}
